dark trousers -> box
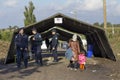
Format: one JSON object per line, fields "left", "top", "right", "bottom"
{"left": 67, "top": 60, "right": 74, "bottom": 68}
{"left": 16, "top": 48, "right": 28, "bottom": 68}
{"left": 68, "top": 60, "right": 79, "bottom": 69}
{"left": 74, "top": 61, "right": 79, "bottom": 69}
{"left": 34, "top": 46, "right": 43, "bottom": 64}
{"left": 52, "top": 48, "right": 58, "bottom": 61}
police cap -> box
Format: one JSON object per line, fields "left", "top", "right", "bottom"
{"left": 52, "top": 29, "right": 57, "bottom": 32}
{"left": 32, "top": 28, "right": 37, "bottom": 32}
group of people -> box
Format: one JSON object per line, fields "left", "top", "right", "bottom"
{"left": 15, "top": 28, "right": 59, "bottom": 68}
{"left": 15, "top": 27, "right": 86, "bottom": 71}
{"left": 65, "top": 34, "right": 86, "bottom": 71}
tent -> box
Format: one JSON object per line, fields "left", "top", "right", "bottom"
{"left": 5, "top": 13, "right": 116, "bottom": 64}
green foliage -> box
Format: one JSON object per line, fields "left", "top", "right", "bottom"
{"left": 24, "top": 1, "right": 36, "bottom": 26}
{"left": 107, "top": 27, "right": 120, "bottom": 59}
{"left": 93, "top": 22, "right": 116, "bottom": 27}
{"left": 100, "top": 23, "right": 104, "bottom": 27}
{"left": 107, "top": 22, "right": 112, "bottom": 27}
{"left": 93, "top": 22, "right": 100, "bottom": 27}
{"left": 9, "top": 26, "right": 12, "bottom": 32}
{"left": 100, "top": 22, "right": 112, "bottom": 27}
{"left": 113, "top": 24, "right": 120, "bottom": 27}
{"left": 12, "top": 26, "right": 19, "bottom": 30}
{"left": 0, "top": 30, "right": 13, "bottom": 42}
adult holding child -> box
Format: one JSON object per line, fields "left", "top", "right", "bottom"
{"left": 66, "top": 34, "right": 80, "bottom": 71}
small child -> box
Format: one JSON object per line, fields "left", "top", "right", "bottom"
{"left": 78, "top": 52, "right": 86, "bottom": 70}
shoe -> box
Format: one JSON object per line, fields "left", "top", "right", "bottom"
{"left": 74, "top": 68, "right": 77, "bottom": 71}
{"left": 70, "top": 68, "right": 73, "bottom": 70}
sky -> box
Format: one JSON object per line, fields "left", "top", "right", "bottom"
{"left": 0, "top": 0, "right": 120, "bottom": 28}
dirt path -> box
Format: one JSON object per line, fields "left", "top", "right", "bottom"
{"left": 0, "top": 57, "right": 119, "bottom": 80}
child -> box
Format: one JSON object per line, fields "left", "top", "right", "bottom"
{"left": 78, "top": 52, "right": 86, "bottom": 70}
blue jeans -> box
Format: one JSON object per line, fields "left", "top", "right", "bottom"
{"left": 16, "top": 48, "right": 28, "bottom": 68}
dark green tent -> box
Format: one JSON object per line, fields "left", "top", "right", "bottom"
{"left": 5, "top": 13, "right": 116, "bottom": 64}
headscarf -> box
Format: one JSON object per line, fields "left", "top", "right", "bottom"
{"left": 72, "top": 34, "right": 77, "bottom": 41}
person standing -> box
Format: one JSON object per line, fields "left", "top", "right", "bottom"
{"left": 68, "top": 34, "right": 80, "bottom": 71}
{"left": 32, "top": 28, "right": 43, "bottom": 66}
{"left": 51, "top": 29, "right": 59, "bottom": 62}
{"left": 15, "top": 28, "right": 28, "bottom": 68}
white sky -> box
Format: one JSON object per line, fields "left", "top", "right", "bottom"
{"left": 0, "top": 0, "right": 120, "bottom": 28}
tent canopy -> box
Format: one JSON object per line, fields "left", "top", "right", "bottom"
{"left": 5, "top": 13, "right": 116, "bottom": 64}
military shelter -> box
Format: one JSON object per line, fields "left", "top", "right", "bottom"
{"left": 5, "top": 13, "right": 116, "bottom": 64}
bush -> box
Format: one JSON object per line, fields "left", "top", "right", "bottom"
{"left": 1, "top": 30, "right": 13, "bottom": 42}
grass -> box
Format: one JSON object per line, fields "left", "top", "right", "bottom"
{"left": 105, "top": 27, "right": 120, "bottom": 60}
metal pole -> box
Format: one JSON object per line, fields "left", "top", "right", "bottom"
{"left": 103, "top": 0, "right": 107, "bottom": 33}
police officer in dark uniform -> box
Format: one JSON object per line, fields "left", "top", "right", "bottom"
{"left": 32, "top": 28, "right": 43, "bottom": 65}
{"left": 15, "top": 28, "right": 28, "bottom": 68}
{"left": 51, "top": 29, "right": 59, "bottom": 62}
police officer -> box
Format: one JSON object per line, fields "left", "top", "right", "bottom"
{"left": 15, "top": 28, "right": 28, "bottom": 68}
{"left": 51, "top": 29, "right": 59, "bottom": 62}
{"left": 32, "top": 28, "right": 43, "bottom": 66}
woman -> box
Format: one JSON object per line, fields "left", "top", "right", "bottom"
{"left": 68, "top": 34, "right": 80, "bottom": 70}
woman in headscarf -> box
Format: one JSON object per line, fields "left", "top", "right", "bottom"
{"left": 68, "top": 34, "right": 80, "bottom": 70}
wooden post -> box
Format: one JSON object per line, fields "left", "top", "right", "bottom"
{"left": 103, "top": 0, "right": 107, "bottom": 33}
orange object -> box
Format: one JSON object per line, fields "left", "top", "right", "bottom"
{"left": 80, "top": 64, "right": 85, "bottom": 70}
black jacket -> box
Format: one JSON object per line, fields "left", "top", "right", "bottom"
{"left": 33, "top": 33, "right": 42, "bottom": 46}
{"left": 15, "top": 34, "right": 28, "bottom": 49}
{"left": 51, "top": 34, "right": 58, "bottom": 48}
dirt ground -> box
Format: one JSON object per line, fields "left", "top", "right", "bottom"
{"left": 0, "top": 57, "right": 119, "bottom": 80}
